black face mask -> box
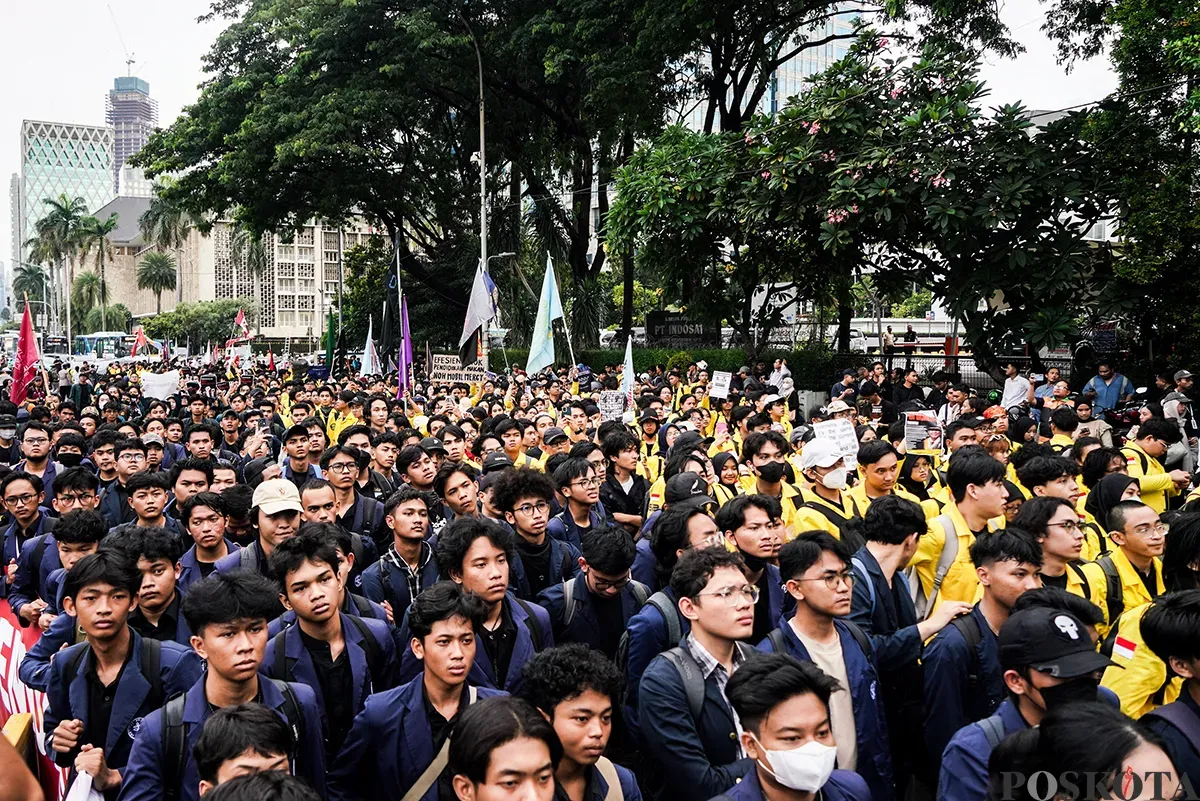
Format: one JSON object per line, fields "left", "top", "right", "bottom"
{"left": 57, "top": 452, "right": 84, "bottom": 468}
{"left": 1038, "top": 675, "right": 1099, "bottom": 710}
{"left": 756, "top": 461, "right": 787, "bottom": 484}
{"left": 741, "top": 551, "right": 769, "bottom": 573}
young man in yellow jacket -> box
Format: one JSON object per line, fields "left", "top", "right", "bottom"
{"left": 1123, "top": 418, "right": 1190, "bottom": 513}
{"left": 1015, "top": 454, "right": 1106, "bottom": 561}
{"left": 849, "top": 439, "right": 938, "bottom": 519}
{"left": 790, "top": 437, "right": 861, "bottom": 542}
{"left": 908, "top": 449, "right": 1007, "bottom": 618}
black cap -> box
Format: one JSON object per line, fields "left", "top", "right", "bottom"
{"left": 283, "top": 424, "right": 309, "bottom": 442}
{"left": 998, "top": 607, "right": 1119, "bottom": 678}
{"left": 481, "top": 452, "right": 514, "bottom": 474}
{"left": 0, "top": 414, "right": 16, "bottom": 427}
{"left": 639, "top": 411, "right": 660, "bottom": 426}
{"left": 543, "top": 427, "right": 568, "bottom": 445}
{"left": 420, "top": 436, "right": 448, "bottom": 455}
{"left": 664, "top": 472, "right": 715, "bottom": 512}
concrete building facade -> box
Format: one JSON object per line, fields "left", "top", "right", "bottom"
{"left": 106, "top": 77, "right": 158, "bottom": 194}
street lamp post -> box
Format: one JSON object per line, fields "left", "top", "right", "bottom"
{"left": 460, "top": 13, "right": 489, "bottom": 371}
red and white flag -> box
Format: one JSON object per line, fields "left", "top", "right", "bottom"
{"left": 131, "top": 328, "right": 148, "bottom": 357}
{"left": 234, "top": 308, "right": 250, "bottom": 339}
{"left": 9, "top": 303, "right": 38, "bottom": 405}
{"left": 1112, "top": 636, "right": 1137, "bottom": 661}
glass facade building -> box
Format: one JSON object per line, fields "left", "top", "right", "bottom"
{"left": 106, "top": 77, "right": 158, "bottom": 194}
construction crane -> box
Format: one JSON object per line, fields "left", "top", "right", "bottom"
{"left": 107, "top": 4, "right": 140, "bottom": 76}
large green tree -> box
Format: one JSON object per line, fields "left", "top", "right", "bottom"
{"left": 76, "top": 214, "right": 120, "bottom": 331}
{"left": 137, "top": 252, "right": 178, "bottom": 314}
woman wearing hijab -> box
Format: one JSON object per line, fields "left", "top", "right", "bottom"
{"left": 897, "top": 452, "right": 935, "bottom": 501}
{"left": 1085, "top": 473, "right": 1141, "bottom": 531}
{"left": 1010, "top": 416, "right": 1038, "bottom": 448}
{"left": 710, "top": 451, "right": 742, "bottom": 505}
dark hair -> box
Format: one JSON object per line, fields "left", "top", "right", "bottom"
{"left": 1081, "top": 447, "right": 1126, "bottom": 490}
{"left": 63, "top": 549, "right": 140, "bottom": 601}
{"left": 114, "top": 438, "right": 148, "bottom": 460}
{"left": 1049, "top": 407, "right": 1079, "bottom": 434}
{"left": 944, "top": 418, "right": 979, "bottom": 442}
{"left": 180, "top": 492, "right": 227, "bottom": 527}
{"left": 742, "top": 431, "right": 789, "bottom": 462}
{"left": 171, "top": 458, "right": 215, "bottom": 487}
{"left": 862, "top": 494, "right": 926, "bottom": 545}
{"left": 448, "top": 696, "right": 562, "bottom": 784}
{"left": 1108, "top": 499, "right": 1152, "bottom": 533}
{"left": 947, "top": 451, "right": 1007, "bottom": 503}
{"left": 1008, "top": 443, "right": 1054, "bottom": 473}
{"left": 650, "top": 508, "right": 714, "bottom": 586}
{"left": 183, "top": 570, "right": 281, "bottom": 635}
{"left": 112, "top": 526, "right": 184, "bottom": 565}
{"left": 53, "top": 466, "right": 100, "bottom": 496}
{"left": 669, "top": 546, "right": 748, "bottom": 600}
{"left": 857, "top": 439, "right": 899, "bottom": 467}
{"left": 726, "top": 652, "right": 839, "bottom": 735}
{"left": 1141, "top": 589, "right": 1200, "bottom": 664}
{"left": 715, "top": 494, "right": 783, "bottom": 533}
{"left": 433, "top": 461, "right": 478, "bottom": 500}
{"left": 0, "top": 470, "right": 43, "bottom": 497}
{"left": 268, "top": 531, "right": 340, "bottom": 591}
{"left": 552, "top": 457, "right": 594, "bottom": 491}
{"left": 395, "top": 445, "right": 430, "bottom": 475}
{"left": 986, "top": 703, "right": 1164, "bottom": 801}
{"left": 1069, "top": 436, "right": 1101, "bottom": 463}
{"left": 55, "top": 432, "right": 86, "bottom": 451}
{"left": 1009, "top": 587, "right": 1104, "bottom": 627}
{"left": 968, "top": 529, "right": 1043, "bottom": 569}
{"left": 580, "top": 525, "right": 636, "bottom": 575}
{"left": 1137, "top": 417, "right": 1183, "bottom": 445}
{"left": 202, "top": 772, "right": 320, "bottom": 801}
{"left": 383, "top": 484, "right": 432, "bottom": 516}
{"left": 221, "top": 484, "right": 254, "bottom": 520}
{"left": 600, "top": 430, "right": 638, "bottom": 460}
{"left": 779, "top": 531, "right": 852, "bottom": 580}
{"left": 194, "top": 703, "right": 293, "bottom": 784}
{"left": 337, "top": 424, "right": 376, "bottom": 447}
{"left": 435, "top": 517, "right": 516, "bottom": 578}
{"left": 519, "top": 643, "right": 623, "bottom": 716}
{"left": 126, "top": 470, "right": 170, "bottom": 495}
{"left": 53, "top": 509, "right": 108, "bottom": 545}
{"left": 1015, "top": 456, "right": 1079, "bottom": 491}
{"left": 408, "top": 580, "right": 486, "bottom": 640}
{"left": 319, "top": 444, "right": 366, "bottom": 470}
{"left": 567, "top": 441, "right": 600, "bottom": 461}
{"left": 1163, "top": 513, "right": 1200, "bottom": 592}
{"left": 1009, "top": 496, "right": 1076, "bottom": 539}
{"left": 187, "top": 423, "right": 219, "bottom": 443}
{"left": 491, "top": 468, "right": 554, "bottom": 513}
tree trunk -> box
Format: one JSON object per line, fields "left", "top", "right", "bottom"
{"left": 836, "top": 283, "right": 853, "bottom": 353}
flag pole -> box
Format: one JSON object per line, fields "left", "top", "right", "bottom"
{"left": 554, "top": 269, "right": 576, "bottom": 369}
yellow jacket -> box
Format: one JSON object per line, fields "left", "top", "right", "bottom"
{"left": 1092, "top": 548, "right": 1165, "bottom": 639}
{"left": 907, "top": 502, "right": 993, "bottom": 614}
{"left": 1101, "top": 603, "right": 1183, "bottom": 718}
{"left": 1122, "top": 442, "right": 1178, "bottom": 513}
{"left": 847, "top": 483, "right": 940, "bottom": 520}
{"left": 326, "top": 410, "right": 359, "bottom": 444}
{"left": 791, "top": 487, "right": 862, "bottom": 542}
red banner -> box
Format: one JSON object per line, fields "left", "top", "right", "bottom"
{"left": 0, "top": 599, "right": 66, "bottom": 798}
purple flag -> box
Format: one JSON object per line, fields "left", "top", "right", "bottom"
{"left": 396, "top": 294, "right": 414, "bottom": 396}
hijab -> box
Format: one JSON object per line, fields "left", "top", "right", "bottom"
{"left": 1084, "top": 473, "right": 1139, "bottom": 529}
{"left": 897, "top": 453, "right": 933, "bottom": 501}
{"left": 711, "top": 451, "right": 740, "bottom": 492}
{"left": 1011, "top": 416, "right": 1038, "bottom": 444}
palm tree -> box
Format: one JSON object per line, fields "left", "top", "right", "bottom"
{"left": 137, "top": 251, "right": 177, "bottom": 314}
{"left": 12, "top": 261, "right": 47, "bottom": 305}
{"left": 230, "top": 224, "right": 269, "bottom": 333}
{"left": 28, "top": 193, "right": 87, "bottom": 337}
{"left": 76, "top": 213, "right": 119, "bottom": 330}
{"left": 140, "top": 180, "right": 202, "bottom": 304}
{"left": 71, "top": 271, "right": 108, "bottom": 322}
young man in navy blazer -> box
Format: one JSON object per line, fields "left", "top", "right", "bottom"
{"left": 329, "top": 580, "right": 505, "bottom": 801}
{"left": 396, "top": 516, "right": 553, "bottom": 691}
{"left": 117, "top": 570, "right": 327, "bottom": 801}
{"left": 177, "top": 493, "right": 239, "bottom": 592}
{"left": 260, "top": 529, "right": 398, "bottom": 755}
{"left": 44, "top": 550, "right": 203, "bottom": 799}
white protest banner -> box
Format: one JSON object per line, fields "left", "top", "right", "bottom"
{"left": 904, "top": 410, "right": 943, "bottom": 453}
{"left": 598, "top": 390, "right": 626, "bottom": 422}
{"left": 709, "top": 371, "right": 733, "bottom": 399}
{"left": 141, "top": 370, "right": 181, "bottom": 401}
{"left": 429, "top": 354, "right": 487, "bottom": 384}
{"left": 812, "top": 417, "right": 859, "bottom": 470}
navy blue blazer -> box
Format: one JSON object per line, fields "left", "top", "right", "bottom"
{"left": 847, "top": 546, "right": 923, "bottom": 671}
{"left": 631, "top": 536, "right": 659, "bottom": 591}
{"left": 623, "top": 587, "right": 691, "bottom": 743}
{"left": 537, "top": 573, "right": 647, "bottom": 656}
{"left": 98, "top": 482, "right": 136, "bottom": 528}
{"left": 513, "top": 536, "right": 583, "bottom": 600}
{"left": 118, "top": 674, "right": 328, "bottom": 801}
{"left": 328, "top": 674, "right": 506, "bottom": 801}
{"left": 716, "top": 769, "right": 871, "bottom": 801}
{"left": 7, "top": 514, "right": 60, "bottom": 622}
{"left": 177, "top": 539, "right": 239, "bottom": 594}
{"left": 43, "top": 631, "right": 203, "bottom": 772}
{"left": 20, "top": 609, "right": 81, "bottom": 692}
{"left": 557, "top": 762, "right": 644, "bottom": 801}
{"left": 360, "top": 543, "right": 440, "bottom": 623}
{"left": 638, "top": 643, "right": 755, "bottom": 801}
{"left": 396, "top": 593, "right": 553, "bottom": 693}
{"left": 758, "top": 617, "right": 894, "bottom": 801}
{"left": 260, "top": 612, "right": 399, "bottom": 713}
{"left": 546, "top": 508, "right": 606, "bottom": 550}
{"left": 213, "top": 538, "right": 271, "bottom": 577}
{"left": 15, "top": 460, "right": 64, "bottom": 506}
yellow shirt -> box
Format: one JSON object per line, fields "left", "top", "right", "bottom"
{"left": 907, "top": 502, "right": 994, "bottom": 614}
{"left": 1101, "top": 603, "right": 1183, "bottom": 718}
{"left": 791, "top": 487, "right": 862, "bottom": 542}
{"left": 1122, "top": 442, "right": 1179, "bottom": 513}
{"left": 326, "top": 410, "right": 359, "bottom": 444}
{"left": 1092, "top": 548, "right": 1166, "bottom": 639}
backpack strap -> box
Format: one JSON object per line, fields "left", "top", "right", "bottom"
{"left": 160, "top": 691, "right": 190, "bottom": 801}
{"left": 378, "top": 556, "right": 395, "bottom": 609}
{"left": 767, "top": 628, "right": 787, "bottom": 654}
{"left": 140, "top": 638, "right": 164, "bottom": 708}
{"left": 268, "top": 678, "right": 306, "bottom": 758}
{"left": 1097, "top": 554, "right": 1124, "bottom": 626}
{"left": 919, "top": 514, "right": 959, "bottom": 620}
{"left": 350, "top": 533, "right": 365, "bottom": 566}
{"left": 1145, "top": 702, "right": 1200, "bottom": 755}
{"left": 950, "top": 614, "right": 983, "bottom": 693}
{"left": 841, "top": 620, "right": 874, "bottom": 664}
{"left": 514, "top": 598, "right": 545, "bottom": 650}
{"left": 661, "top": 647, "right": 705, "bottom": 721}
{"left": 350, "top": 592, "right": 375, "bottom": 617}
{"left": 60, "top": 643, "right": 90, "bottom": 689}
{"left": 239, "top": 543, "right": 259, "bottom": 571}
{"left": 272, "top": 629, "right": 290, "bottom": 682}
{"left": 345, "top": 614, "right": 382, "bottom": 691}
{"left": 974, "top": 714, "right": 1006, "bottom": 749}
{"left": 647, "top": 591, "right": 681, "bottom": 646}
{"left": 28, "top": 534, "right": 52, "bottom": 587}
{"left": 1067, "top": 562, "right": 1092, "bottom": 603}
{"left": 596, "top": 756, "right": 625, "bottom": 801}
{"left": 562, "top": 579, "right": 578, "bottom": 627}
{"left": 399, "top": 686, "right": 477, "bottom": 801}
{"left": 851, "top": 557, "right": 876, "bottom": 616}
{"left": 628, "top": 580, "right": 649, "bottom": 607}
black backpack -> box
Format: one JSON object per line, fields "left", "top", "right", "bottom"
{"left": 616, "top": 591, "right": 682, "bottom": 682}
{"left": 60, "top": 638, "right": 164, "bottom": 707}
{"left": 270, "top": 615, "right": 383, "bottom": 691}
{"left": 765, "top": 620, "right": 874, "bottom": 668}
{"left": 161, "top": 679, "right": 304, "bottom": 801}
{"left": 950, "top": 614, "right": 985, "bottom": 698}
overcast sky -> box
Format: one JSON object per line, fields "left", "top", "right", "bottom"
{"left": 1, "top": 0, "right": 1117, "bottom": 270}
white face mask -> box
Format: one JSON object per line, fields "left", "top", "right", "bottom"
{"left": 755, "top": 738, "right": 837, "bottom": 792}
{"left": 819, "top": 468, "right": 848, "bottom": 491}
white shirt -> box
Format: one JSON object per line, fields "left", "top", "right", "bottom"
{"left": 792, "top": 622, "right": 857, "bottom": 770}
{"left": 1001, "top": 375, "right": 1031, "bottom": 410}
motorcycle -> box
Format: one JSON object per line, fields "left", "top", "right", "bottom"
{"left": 1102, "top": 389, "right": 1148, "bottom": 447}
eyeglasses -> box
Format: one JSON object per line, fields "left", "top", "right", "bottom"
{"left": 1048, "top": 520, "right": 1082, "bottom": 533}
{"left": 57, "top": 493, "right": 93, "bottom": 506}
{"left": 4, "top": 493, "right": 37, "bottom": 506}
{"left": 591, "top": 573, "right": 632, "bottom": 592}
{"left": 327, "top": 462, "right": 358, "bottom": 473}
{"left": 515, "top": 501, "right": 550, "bottom": 517}
{"left": 118, "top": 453, "right": 146, "bottom": 463}
{"left": 571, "top": 477, "right": 601, "bottom": 489}
{"left": 796, "top": 570, "right": 857, "bottom": 590}
{"left": 695, "top": 585, "right": 760, "bottom": 606}
{"left": 1132, "top": 523, "right": 1168, "bottom": 536}
{"left": 22, "top": 437, "right": 48, "bottom": 446}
